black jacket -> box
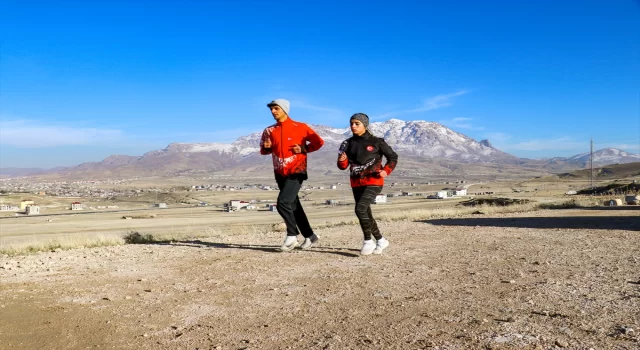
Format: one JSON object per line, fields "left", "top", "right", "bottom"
{"left": 337, "top": 131, "right": 398, "bottom": 187}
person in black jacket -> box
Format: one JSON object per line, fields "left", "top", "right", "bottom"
{"left": 337, "top": 113, "right": 398, "bottom": 255}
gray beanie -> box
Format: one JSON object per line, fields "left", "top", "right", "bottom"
{"left": 350, "top": 113, "right": 369, "bottom": 128}
{"left": 267, "top": 99, "right": 290, "bottom": 115}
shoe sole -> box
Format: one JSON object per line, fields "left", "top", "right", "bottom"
{"left": 372, "top": 246, "right": 388, "bottom": 255}
{"left": 299, "top": 235, "right": 320, "bottom": 250}
{"left": 299, "top": 239, "right": 319, "bottom": 250}
{"left": 277, "top": 241, "right": 299, "bottom": 252}
{"left": 373, "top": 242, "right": 389, "bottom": 255}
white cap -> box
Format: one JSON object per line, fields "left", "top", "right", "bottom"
{"left": 267, "top": 99, "right": 290, "bottom": 115}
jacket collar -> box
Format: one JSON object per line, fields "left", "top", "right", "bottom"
{"left": 276, "top": 116, "right": 293, "bottom": 126}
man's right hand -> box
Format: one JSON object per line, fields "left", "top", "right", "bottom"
{"left": 263, "top": 139, "right": 272, "bottom": 148}
{"left": 338, "top": 152, "right": 347, "bottom": 161}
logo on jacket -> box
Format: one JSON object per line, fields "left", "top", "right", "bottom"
{"left": 366, "top": 145, "right": 374, "bottom": 152}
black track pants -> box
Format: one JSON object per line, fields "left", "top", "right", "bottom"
{"left": 352, "top": 186, "right": 383, "bottom": 241}
{"left": 276, "top": 175, "right": 314, "bottom": 238}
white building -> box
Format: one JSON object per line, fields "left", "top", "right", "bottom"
{"left": 436, "top": 191, "right": 448, "bottom": 199}
{"left": 154, "top": 203, "right": 168, "bottom": 208}
{"left": 25, "top": 205, "right": 41, "bottom": 215}
{"left": 454, "top": 188, "right": 467, "bottom": 196}
{"left": 71, "top": 202, "right": 83, "bottom": 210}
{"left": 229, "top": 200, "right": 250, "bottom": 210}
{"left": 0, "top": 204, "right": 19, "bottom": 211}
{"left": 374, "top": 194, "right": 387, "bottom": 204}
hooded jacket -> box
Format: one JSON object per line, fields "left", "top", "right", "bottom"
{"left": 337, "top": 131, "right": 398, "bottom": 187}
{"left": 260, "top": 117, "right": 324, "bottom": 179}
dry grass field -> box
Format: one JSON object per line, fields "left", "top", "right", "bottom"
{"left": 0, "top": 192, "right": 469, "bottom": 254}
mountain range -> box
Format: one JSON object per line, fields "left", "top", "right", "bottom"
{"left": 2, "top": 119, "right": 638, "bottom": 179}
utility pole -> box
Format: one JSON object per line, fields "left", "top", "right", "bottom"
{"left": 590, "top": 138, "right": 594, "bottom": 194}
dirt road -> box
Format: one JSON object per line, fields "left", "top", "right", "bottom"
{"left": 1, "top": 208, "right": 638, "bottom": 349}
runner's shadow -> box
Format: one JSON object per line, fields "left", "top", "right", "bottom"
{"left": 420, "top": 215, "right": 639, "bottom": 231}
{"left": 579, "top": 206, "right": 640, "bottom": 211}
{"left": 162, "top": 240, "right": 361, "bottom": 257}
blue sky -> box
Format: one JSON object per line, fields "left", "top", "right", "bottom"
{"left": 1, "top": 0, "right": 638, "bottom": 168}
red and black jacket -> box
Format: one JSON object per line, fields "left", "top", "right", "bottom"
{"left": 337, "top": 131, "right": 398, "bottom": 187}
{"left": 260, "top": 117, "right": 324, "bottom": 179}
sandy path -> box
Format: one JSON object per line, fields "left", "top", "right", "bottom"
{"left": 1, "top": 208, "right": 638, "bottom": 349}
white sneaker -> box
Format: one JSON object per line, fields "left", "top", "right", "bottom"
{"left": 278, "top": 236, "right": 299, "bottom": 252}
{"left": 373, "top": 237, "right": 389, "bottom": 254}
{"left": 360, "top": 240, "right": 376, "bottom": 255}
{"left": 300, "top": 234, "right": 319, "bottom": 250}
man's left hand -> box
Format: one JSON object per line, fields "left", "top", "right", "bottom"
{"left": 379, "top": 170, "right": 388, "bottom": 178}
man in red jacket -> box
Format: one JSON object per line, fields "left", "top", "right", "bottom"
{"left": 260, "top": 99, "right": 324, "bottom": 251}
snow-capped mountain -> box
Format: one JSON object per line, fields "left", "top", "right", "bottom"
{"left": 51, "top": 119, "right": 516, "bottom": 176}
{"left": 186, "top": 119, "right": 513, "bottom": 162}
{"left": 568, "top": 148, "right": 640, "bottom": 164}
{"left": 547, "top": 148, "right": 640, "bottom": 167}
{"left": 143, "top": 142, "right": 259, "bottom": 157}
{"left": 15, "top": 120, "right": 638, "bottom": 178}
{"left": 365, "top": 119, "right": 512, "bottom": 161}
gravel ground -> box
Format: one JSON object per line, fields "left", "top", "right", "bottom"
{"left": 1, "top": 208, "right": 638, "bottom": 350}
